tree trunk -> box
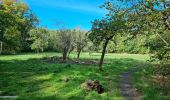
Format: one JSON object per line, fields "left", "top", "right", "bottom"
{"left": 63, "top": 53, "right": 67, "bottom": 62}
{"left": 99, "top": 40, "right": 109, "bottom": 71}
{"left": 63, "top": 48, "right": 68, "bottom": 62}
{"left": 77, "top": 50, "right": 81, "bottom": 61}
{"left": 0, "top": 41, "right": 3, "bottom": 55}
{"left": 68, "top": 47, "right": 73, "bottom": 58}
{"left": 156, "top": 32, "right": 169, "bottom": 46}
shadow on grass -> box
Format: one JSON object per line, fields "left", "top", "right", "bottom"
{"left": 0, "top": 57, "right": 147, "bottom": 100}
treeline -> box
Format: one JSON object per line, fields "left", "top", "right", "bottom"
{"left": 0, "top": 0, "right": 153, "bottom": 55}
{"left": 0, "top": 0, "right": 169, "bottom": 58}
{"left": 0, "top": 0, "right": 38, "bottom": 54}
{"left": 29, "top": 28, "right": 152, "bottom": 54}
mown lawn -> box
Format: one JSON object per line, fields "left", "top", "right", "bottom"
{"left": 0, "top": 52, "right": 150, "bottom": 100}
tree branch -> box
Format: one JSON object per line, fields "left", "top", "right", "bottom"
{"left": 156, "top": 32, "right": 169, "bottom": 46}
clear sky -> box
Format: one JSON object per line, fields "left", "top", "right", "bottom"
{"left": 24, "top": 0, "right": 108, "bottom": 30}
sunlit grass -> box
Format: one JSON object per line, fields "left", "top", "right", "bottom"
{"left": 0, "top": 52, "right": 149, "bottom": 100}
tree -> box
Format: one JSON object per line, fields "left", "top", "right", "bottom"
{"left": 0, "top": 0, "right": 24, "bottom": 54}
{"left": 58, "top": 29, "right": 73, "bottom": 61}
{"left": 115, "top": 0, "right": 170, "bottom": 90}
{"left": 106, "top": 0, "right": 170, "bottom": 57}
{"left": 88, "top": 18, "right": 116, "bottom": 70}
{"left": 20, "top": 12, "right": 39, "bottom": 52}
{"left": 119, "top": 0, "right": 170, "bottom": 56}
{"left": 116, "top": 0, "right": 170, "bottom": 46}
{"left": 47, "top": 30, "right": 60, "bottom": 52}
{"left": 29, "top": 27, "right": 48, "bottom": 53}
{"left": 75, "top": 29, "right": 87, "bottom": 61}
{"left": 88, "top": 1, "right": 127, "bottom": 70}
{"left": 0, "top": 0, "right": 38, "bottom": 54}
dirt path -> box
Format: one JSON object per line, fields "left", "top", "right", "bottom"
{"left": 120, "top": 68, "right": 141, "bottom": 100}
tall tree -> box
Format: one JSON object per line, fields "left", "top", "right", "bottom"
{"left": 0, "top": 0, "right": 38, "bottom": 54}
{"left": 114, "top": 0, "right": 170, "bottom": 89}
{"left": 116, "top": 0, "right": 170, "bottom": 59}
{"left": 119, "top": 0, "right": 170, "bottom": 46}
{"left": 20, "top": 12, "right": 39, "bottom": 52}
{"left": 88, "top": 19, "right": 114, "bottom": 70}
{"left": 89, "top": 1, "right": 127, "bottom": 70}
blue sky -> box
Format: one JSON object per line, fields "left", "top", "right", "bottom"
{"left": 24, "top": 0, "right": 108, "bottom": 30}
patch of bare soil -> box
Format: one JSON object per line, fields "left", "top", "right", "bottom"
{"left": 120, "top": 70, "right": 141, "bottom": 100}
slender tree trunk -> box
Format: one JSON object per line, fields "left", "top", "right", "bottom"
{"left": 0, "top": 41, "right": 3, "bottom": 55}
{"left": 99, "top": 40, "right": 109, "bottom": 71}
{"left": 36, "top": 49, "right": 40, "bottom": 57}
{"left": 67, "top": 46, "right": 74, "bottom": 58}
{"left": 63, "top": 53, "right": 67, "bottom": 62}
{"left": 63, "top": 47, "right": 68, "bottom": 62}
{"left": 77, "top": 50, "right": 81, "bottom": 61}
{"left": 68, "top": 51, "right": 71, "bottom": 58}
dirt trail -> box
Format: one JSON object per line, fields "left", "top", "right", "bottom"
{"left": 120, "top": 68, "right": 141, "bottom": 100}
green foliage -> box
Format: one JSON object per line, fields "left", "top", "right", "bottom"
{"left": 20, "top": 12, "right": 39, "bottom": 52}
{"left": 114, "top": 0, "right": 170, "bottom": 92}
{"left": 46, "top": 30, "right": 60, "bottom": 52}
{"left": 106, "top": 34, "right": 150, "bottom": 54}
{"left": 88, "top": 18, "right": 115, "bottom": 45}
{"left": 75, "top": 29, "right": 87, "bottom": 51}
{"left": 74, "top": 29, "right": 87, "bottom": 59}
{"left": 0, "top": 0, "right": 38, "bottom": 54}
{"left": 88, "top": 1, "right": 130, "bottom": 69}
{"left": 29, "top": 27, "right": 48, "bottom": 53}
{"left": 57, "top": 29, "right": 75, "bottom": 60}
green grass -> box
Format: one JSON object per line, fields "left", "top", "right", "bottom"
{"left": 0, "top": 52, "right": 150, "bottom": 100}
{"left": 132, "top": 63, "right": 170, "bottom": 100}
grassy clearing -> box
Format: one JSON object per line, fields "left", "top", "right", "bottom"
{"left": 0, "top": 53, "right": 149, "bottom": 100}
